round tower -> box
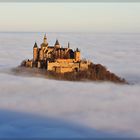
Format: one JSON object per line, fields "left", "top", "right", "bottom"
{"left": 33, "top": 42, "right": 38, "bottom": 62}
{"left": 74, "top": 48, "right": 80, "bottom": 62}
{"left": 39, "top": 49, "right": 44, "bottom": 61}
{"left": 41, "top": 34, "right": 48, "bottom": 49}
{"left": 54, "top": 39, "right": 61, "bottom": 48}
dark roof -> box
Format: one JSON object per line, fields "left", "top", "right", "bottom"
{"left": 44, "top": 34, "right": 47, "bottom": 39}
{"left": 48, "top": 46, "right": 54, "bottom": 48}
{"left": 33, "top": 42, "right": 38, "bottom": 48}
{"left": 69, "top": 49, "right": 74, "bottom": 52}
{"left": 55, "top": 48, "right": 68, "bottom": 51}
{"left": 55, "top": 39, "right": 60, "bottom": 45}
{"left": 76, "top": 48, "right": 80, "bottom": 52}
{"left": 68, "top": 42, "right": 70, "bottom": 48}
{"left": 41, "top": 43, "right": 48, "bottom": 47}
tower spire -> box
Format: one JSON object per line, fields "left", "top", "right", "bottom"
{"left": 43, "top": 33, "right": 47, "bottom": 44}
{"left": 33, "top": 41, "right": 38, "bottom": 48}
{"left": 54, "top": 39, "right": 60, "bottom": 48}
{"left": 44, "top": 33, "right": 47, "bottom": 39}
{"left": 55, "top": 39, "right": 60, "bottom": 46}
{"left": 68, "top": 42, "right": 70, "bottom": 48}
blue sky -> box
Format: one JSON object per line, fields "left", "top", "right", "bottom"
{"left": 0, "top": 3, "right": 140, "bottom": 32}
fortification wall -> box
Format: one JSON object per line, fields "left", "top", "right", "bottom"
{"left": 47, "top": 61, "right": 80, "bottom": 73}
{"left": 47, "top": 62, "right": 60, "bottom": 71}
{"left": 56, "top": 59, "right": 75, "bottom": 63}
{"left": 25, "top": 60, "right": 33, "bottom": 67}
{"left": 33, "top": 48, "right": 38, "bottom": 61}
{"left": 55, "top": 67, "right": 73, "bottom": 73}
{"left": 80, "top": 63, "right": 89, "bottom": 70}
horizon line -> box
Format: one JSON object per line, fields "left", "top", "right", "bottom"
{"left": 0, "top": 31, "right": 140, "bottom": 34}
{"left": 0, "top": 0, "right": 140, "bottom": 2}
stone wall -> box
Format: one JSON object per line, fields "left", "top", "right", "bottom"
{"left": 47, "top": 61, "right": 81, "bottom": 73}
{"left": 33, "top": 48, "right": 38, "bottom": 61}
{"left": 80, "top": 63, "right": 89, "bottom": 71}
{"left": 25, "top": 60, "right": 33, "bottom": 67}
{"left": 47, "top": 62, "right": 60, "bottom": 71}
{"left": 39, "top": 49, "right": 44, "bottom": 60}
{"left": 54, "top": 67, "right": 73, "bottom": 73}
{"left": 74, "top": 51, "right": 80, "bottom": 62}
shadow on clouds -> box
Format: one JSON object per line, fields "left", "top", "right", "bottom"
{"left": 0, "top": 109, "right": 130, "bottom": 138}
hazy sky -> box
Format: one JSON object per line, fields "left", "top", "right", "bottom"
{"left": 0, "top": 3, "right": 140, "bottom": 32}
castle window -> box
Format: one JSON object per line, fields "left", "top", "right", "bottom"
{"left": 69, "top": 50, "right": 74, "bottom": 59}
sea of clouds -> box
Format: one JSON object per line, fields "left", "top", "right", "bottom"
{"left": 0, "top": 32, "right": 140, "bottom": 138}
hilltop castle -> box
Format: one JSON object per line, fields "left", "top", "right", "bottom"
{"left": 23, "top": 34, "right": 90, "bottom": 73}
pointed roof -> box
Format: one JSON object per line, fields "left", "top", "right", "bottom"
{"left": 33, "top": 42, "right": 38, "bottom": 48}
{"left": 55, "top": 39, "right": 60, "bottom": 46}
{"left": 44, "top": 33, "right": 47, "bottom": 39}
{"left": 68, "top": 42, "right": 70, "bottom": 48}
{"left": 42, "top": 33, "right": 48, "bottom": 46}
{"left": 76, "top": 48, "right": 80, "bottom": 52}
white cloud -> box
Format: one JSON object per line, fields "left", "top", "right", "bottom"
{"left": 0, "top": 32, "right": 140, "bottom": 137}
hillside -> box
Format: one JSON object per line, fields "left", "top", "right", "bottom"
{"left": 46, "top": 62, "right": 127, "bottom": 84}
{"left": 13, "top": 62, "right": 127, "bottom": 84}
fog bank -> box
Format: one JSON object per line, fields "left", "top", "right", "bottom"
{"left": 0, "top": 32, "right": 140, "bottom": 137}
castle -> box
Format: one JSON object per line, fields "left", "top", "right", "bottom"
{"left": 23, "top": 34, "right": 90, "bottom": 73}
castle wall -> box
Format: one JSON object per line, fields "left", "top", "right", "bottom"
{"left": 47, "top": 62, "right": 60, "bottom": 71}
{"left": 47, "top": 61, "right": 80, "bottom": 73}
{"left": 74, "top": 51, "right": 80, "bottom": 62}
{"left": 25, "top": 60, "right": 33, "bottom": 67}
{"left": 37, "top": 61, "right": 41, "bottom": 68}
{"left": 33, "top": 48, "right": 38, "bottom": 61}
{"left": 55, "top": 67, "right": 73, "bottom": 73}
{"left": 79, "top": 61, "right": 91, "bottom": 71}
{"left": 56, "top": 59, "right": 75, "bottom": 63}
{"left": 80, "top": 63, "right": 89, "bottom": 70}
{"left": 39, "top": 49, "right": 44, "bottom": 60}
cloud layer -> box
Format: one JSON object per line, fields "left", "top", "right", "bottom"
{"left": 0, "top": 32, "right": 140, "bottom": 137}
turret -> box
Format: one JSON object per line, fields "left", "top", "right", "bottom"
{"left": 54, "top": 39, "right": 61, "bottom": 48}
{"left": 68, "top": 42, "right": 70, "bottom": 48}
{"left": 33, "top": 42, "right": 38, "bottom": 62}
{"left": 41, "top": 34, "right": 48, "bottom": 49}
{"left": 39, "top": 49, "right": 44, "bottom": 60}
{"left": 43, "top": 34, "right": 48, "bottom": 45}
{"left": 74, "top": 48, "right": 80, "bottom": 62}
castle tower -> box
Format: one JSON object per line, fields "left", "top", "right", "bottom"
{"left": 54, "top": 39, "right": 61, "bottom": 48}
{"left": 39, "top": 49, "right": 44, "bottom": 61}
{"left": 68, "top": 42, "right": 70, "bottom": 48}
{"left": 33, "top": 42, "right": 38, "bottom": 62}
{"left": 43, "top": 34, "right": 48, "bottom": 45}
{"left": 41, "top": 34, "right": 48, "bottom": 49}
{"left": 74, "top": 48, "right": 80, "bottom": 62}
